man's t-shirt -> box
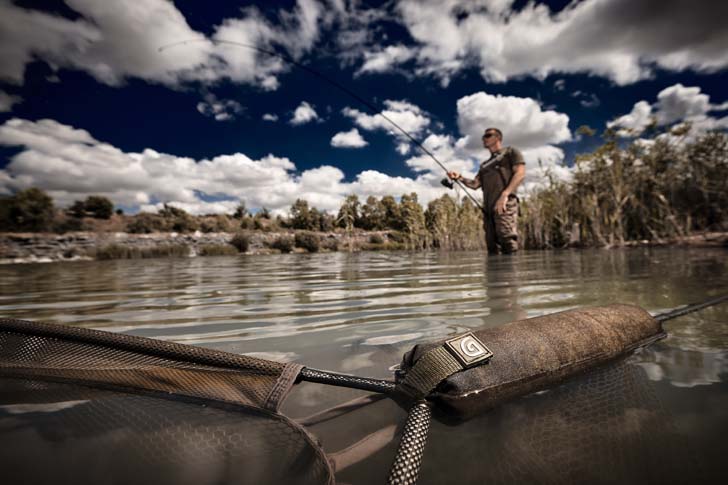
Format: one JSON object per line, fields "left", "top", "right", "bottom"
{"left": 477, "top": 146, "right": 525, "bottom": 209}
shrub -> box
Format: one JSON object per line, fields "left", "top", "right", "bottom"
{"left": 84, "top": 196, "right": 114, "bottom": 219}
{"left": 368, "top": 233, "right": 384, "bottom": 244}
{"left": 143, "top": 244, "right": 190, "bottom": 258}
{"left": 233, "top": 203, "right": 248, "bottom": 219}
{"left": 127, "top": 213, "right": 168, "bottom": 233}
{"left": 321, "top": 236, "right": 339, "bottom": 251}
{"left": 295, "top": 231, "right": 320, "bottom": 252}
{"left": 198, "top": 244, "right": 238, "bottom": 256}
{"left": 229, "top": 232, "right": 250, "bottom": 253}
{"left": 93, "top": 244, "right": 132, "bottom": 260}
{"left": 362, "top": 241, "right": 405, "bottom": 251}
{"left": 93, "top": 243, "right": 189, "bottom": 260}
{"left": 270, "top": 235, "right": 294, "bottom": 253}
{"left": 67, "top": 196, "right": 115, "bottom": 219}
{"left": 239, "top": 217, "right": 254, "bottom": 230}
{"left": 200, "top": 214, "right": 235, "bottom": 233}
{"left": 67, "top": 200, "right": 86, "bottom": 218}
{"left": 171, "top": 213, "right": 198, "bottom": 233}
{"left": 159, "top": 204, "right": 198, "bottom": 233}
{"left": 52, "top": 215, "right": 84, "bottom": 233}
{"left": 2, "top": 187, "right": 55, "bottom": 232}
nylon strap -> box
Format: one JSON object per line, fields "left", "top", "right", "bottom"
{"left": 397, "top": 346, "right": 464, "bottom": 400}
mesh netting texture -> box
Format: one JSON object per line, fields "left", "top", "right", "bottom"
{"left": 0, "top": 319, "right": 334, "bottom": 485}
{"left": 0, "top": 318, "right": 301, "bottom": 410}
{"left": 0, "top": 378, "right": 332, "bottom": 485}
{"left": 413, "top": 359, "right": 705, "bottom": 485}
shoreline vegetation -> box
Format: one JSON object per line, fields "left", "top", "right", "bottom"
{"left": 1, "top": 127, "right": 727, "bottom": 263}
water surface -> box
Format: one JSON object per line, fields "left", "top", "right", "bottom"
{"left": 1, "top": 248, "right": 726, "bottom": 483}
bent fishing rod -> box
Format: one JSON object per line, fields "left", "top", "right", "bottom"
{"left": 158, "top": 38, "right": 484, "bottom": 210}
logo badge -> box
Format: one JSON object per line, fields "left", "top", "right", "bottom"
{"left": 444, "top": 333, "right": 493, "bottom": 368}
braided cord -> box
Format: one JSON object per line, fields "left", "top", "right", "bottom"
{"left": 387, "top": 401, "right": 433, "bottom": 485}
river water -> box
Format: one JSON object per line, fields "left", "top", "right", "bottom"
{"left": 1, "top": 247, "right": 727, "bottom": 484}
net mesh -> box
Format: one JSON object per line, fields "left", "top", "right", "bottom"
{"left": 415, "top": 358, "right": 708, "bottom": 484}
{"left": 0, "top": 318, "right": 334, "bottom": 485}
{"left": 0, "top": 318, "right": 297, "bottom": 409}
{"left": 0, "top": 378, "right": 332, "bottom": 485}
{"left": 313, "top": 358, "right": 715, "bottom": 485}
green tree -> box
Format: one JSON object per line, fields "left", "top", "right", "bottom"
{"left": 399, "top": 193, "right": 427, "bottom": 249}
{"left": 360, "top": 196, "right": 385, "bottom": 230}
{"left": 290, "top": 199, "right": 314, "bottom": 230}
{"left": 336, "top": 194, "right": 361, "bottom": 230}
{"left": 3, "top": 187, "right": 55, "bottom": 232}
{"left": 233, "top": 202, "right": 248, "bottom": 219}
{"left": 159, "top": 204, "right": 198, "bottom": 233}
{"left": 68, "top": 200, "right": 86, "bottom": 218}
{"left": 455, "top": 197, "right": 485, "bottom": 250}
{"left": 84, "top": 195, "right": 114, "bottom": 219}
{"left": 380, "top": 195, "right": 402, "bottom": 230}
{"left": 425, "top": 194, "right": 458, "bottom": 249}
{"left": 310, "top": 208, "right": 335, "bottom": 232}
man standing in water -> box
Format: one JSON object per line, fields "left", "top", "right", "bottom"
{"left": 448, "top": 128, "right": 525, "bottom": 254}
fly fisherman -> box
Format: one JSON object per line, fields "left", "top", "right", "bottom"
{"left": 448, "top": 128, "right": 525, "bottom": 254}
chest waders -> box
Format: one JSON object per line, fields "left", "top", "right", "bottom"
{"left": 478, "top": 148, "right": 520, "bottom": 253}
{"left": 1, "top": 294, "right": 727, "bottom": 485}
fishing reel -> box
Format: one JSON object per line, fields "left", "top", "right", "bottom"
{"left": 440, "top": 177, "right": 454, "bottom": 189}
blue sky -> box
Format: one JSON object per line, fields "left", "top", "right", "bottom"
{"left": 0, "top": 0, "right": 726, "bottom": 215}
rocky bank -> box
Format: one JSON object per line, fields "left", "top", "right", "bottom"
{"left": 0, "top": 231, "right": 386, "bottom": 264}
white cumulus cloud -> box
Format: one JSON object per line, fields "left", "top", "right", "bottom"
{"left": 389, "top": 0, "right": 728, "bottom": 86}
{"left": 609, "top": 84, "right": 728, "bottom": 136}
{"left": 331, "top": 128, "right": 368, "bottom": 148}
{"left": 608, "top": 101, "right": 654, "bottom": 136}
{"left": 196, "top": 93, "right": 243, "bottom": 121}
{"left": 0, "top": 117, "right": 456, "bottom": 215}
{"left": 357, "top": 44, "right": 415, "bottom": 75}
{"left": 342, "top": 99, "right": 431, "bottom": 153}
{"left": 0, "top": 90, "right": 22, "bottom": 112}
{"left": 456, "top": 92, "right": 571, "bottom": 152}
{"left": 290, "top": 101, "right": 319, "bottom": 125}
{"left": 0, "top": 0, "right": 331, "bottom": 90}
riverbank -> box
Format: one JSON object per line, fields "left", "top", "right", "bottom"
{"left": 1, "top": 230, "right": 726, "bottom": 264}
{"left": 0, "top": 230, "right": 401, "bottom": 264}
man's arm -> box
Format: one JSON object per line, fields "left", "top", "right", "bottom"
{"left": 494, "top": 150, "right": 526, "bottom": 214}
{"left": 502, "top": 164, "right": 525, "bottom": 198}
{"left": 447, "top": 171, "right": 481, "bottom": 190}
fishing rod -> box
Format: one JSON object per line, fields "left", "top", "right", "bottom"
{"left": 158, "top": 38, "right": 484, "bottom": 210}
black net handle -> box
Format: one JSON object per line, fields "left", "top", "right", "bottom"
{"left": 652, "top": 294, "right": 728, "bottom": 323}
{"left": 300, "top": 367, "right": 395, "bottom": 393}
{"left": 387, "top": 400, "right": 433, "bottom": 485}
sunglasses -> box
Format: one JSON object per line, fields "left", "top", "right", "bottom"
{"left": 482, "top": 133, "right": 496, "bottom": 139}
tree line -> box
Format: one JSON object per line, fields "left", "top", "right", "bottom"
{"left": 1, "top": 126, "right": 726, "bottom": 250}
